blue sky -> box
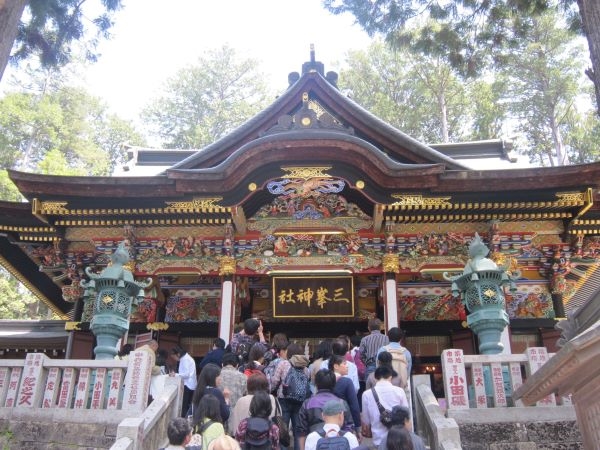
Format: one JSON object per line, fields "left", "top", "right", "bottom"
{"left": 83, "top": 0, "right": 371, "bottom": 121}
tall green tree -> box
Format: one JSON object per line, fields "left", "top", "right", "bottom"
{"left": 577, "top": 0, "right": 600, "bottom": 116}
{"left": 499, "top": 11, "right": 588, "bottom": 166}
{"left": 565, "top": 108, "right": 600, "bottom": 164}
{"left": 0, "top": 268, "right": 57, "bottom": 319}
{"left": 0, "top": 85, "right": 145, "bottom": 179}
{"left": 0, "top": 0, "right": 123, "bottom": 81}
{"left": 142, "top": 45, "right": 271, "bottom": 149}
{"left": 339, "top": 41, "right": 471, "bottom": 143}
{"left": 324, "top": 0, "right": 600, "bottom": 117}
{"left": 324, "top": 0, "right": 549, "bottom": 78}
{"left": 466, "top": 78, "right": 509, "bottom": 141}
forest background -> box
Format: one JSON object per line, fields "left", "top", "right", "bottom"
{"left": 0, "top": 0, "right": 599, "bottom": 319}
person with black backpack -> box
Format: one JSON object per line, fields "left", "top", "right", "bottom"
{"left": 303, "top": 400, "right": 361, "bottom": 450}
{"left": 228, "top": 318, "right": 268, "bottom": 363}
{"left": 269, "top": 343, "right": 310, "bottom": 450}
{"left": 235, "top": 390, "right": 280, "bottom": 450}
{"left": 297, "top": 370, "right": 355, "bottom": 450}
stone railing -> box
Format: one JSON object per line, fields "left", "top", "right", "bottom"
{"left": 436, "top": 348, "right": 581, "bottom": 449}
{"left": 440, "top": 347, "right": 567, "bottom": 410}
{"left": 0, "top": 350, "right": 182, "bottom": 449}
{"left": 111, "top": 377, "right": 182, "bottom": 450}
{"left": 412, "top": 374, "right": 462, "bottom": 450}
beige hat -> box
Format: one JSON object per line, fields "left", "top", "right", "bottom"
{"left": 207, "top": 435, "right": 241, "bottom": 450}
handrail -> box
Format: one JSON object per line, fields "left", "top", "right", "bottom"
{"left": 412, "top": 374, "right": 462, "bottom": 450}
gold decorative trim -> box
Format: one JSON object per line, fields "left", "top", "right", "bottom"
{"left": 308, "top": 99, "right": 326, "bottom": 118}
{"left": 281, "top": 166, "right": 332, "bottom": 179}
{"left": 33, "top": 198, "right": 232, "bottom": 219}
{"left": 382, "top": 253, "right": 400, "bottom": 273}
{"left": 568, "top": 229, "right": 600, "bottom": 235}
{"left": 64, "top": 321, "right": 81, "bottom": 331}
{"left": 0, "top": 254, "right": 68, "bottom": 319}
{"left": 386, "top": 192, "right": 589, "bottom": 212}
{"left": 355, "top": 180, "right": 365, "bottom": 189}
{"left": 55, "top": 218, "right": 231, "bottom": 227}
{"left": 0, "top": 225, "right": 55, "bottom": 233}
{"left": 165, "top": 197, "right": 227, "bottom": 211}
{"left": 572, "top": 219, "right": 600, "bottom": 225}
{"left": 556, "top": 192, "right": 586, "bottom": 204}
{"left": 248, "top": 183, "right": 257, "bottom": 191}
{"left": 266, "top": 269, "right": 353, "bottom": 275}
{"left": 385, "top": 212, "right": 572, "bottom": 223}
{"left": 389, "top": 194, "right": 452, "bottom": 208}
{"left": 218, "top": 255, "right": 237, "bottom": 276}
{"left": 147, "top": 322, "right": 169, "bottom": 331}
{"left": 39, "top": 201, "right": 69, "bottom": 214}
{"left": 272, "top": 229, "right": 345, "bottom": 236}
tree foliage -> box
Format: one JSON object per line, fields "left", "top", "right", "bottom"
{"left": 340, "top": 41, "right": 483, "bottom": 144}
{"left": 0, "top": 268, "right": 56, "bottom": 319}
{"left": 0, "top": 84, "right": 145, "bottom": 180}
{"left": 142, "top": 45, "right": 271, "bottom": 149}
{"left": 498, "top": 10, "right": 588, "bottom": 166}
{"left": 0, "top": 0, "right": 123, "bottom": 80}
{"left": 328, "top": 2, "right": 597, "bottom": 165}
{"left": 324, "top": 0, "right": 551, "bottom": 78}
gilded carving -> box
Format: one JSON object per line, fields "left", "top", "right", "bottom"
{"left": 280, "top": 166, "right": 332, "bottom": 179}
{"left": 389, "top": 194, "right": 452, "bottom": 207}
{"left": 237, "top": 254, "right": 381, "bottom": 273}
{"left": 40, "top": 201, "right": 69, "bottom": 214}
{"left": 382, "top": 253, "right": 400, "bottom": 273}
{"left": 146, "top": 322, "right": 169, "bottom": 331}
{"left": 219, "top": 255, "right": 237, "bottom": 275}
{"left": 165, "top": 197, "right": 227, "bottom": 210}
{"left": 555, "top": 192, "right": 586, "bottom": 204}
{"left": 64, "top": 321, "right": 81, "bottom": 331}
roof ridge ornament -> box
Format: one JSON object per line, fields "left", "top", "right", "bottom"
{"left": 302, "top": 44, "right": 324, "bottom": 76}
{"left": 287, "top": 44, "right": 338, "bottom": 88}
{"left": 261, "top": 92, "right": 354, "bottom": 136}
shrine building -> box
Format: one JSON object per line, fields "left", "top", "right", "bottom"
{"left": 2, "top": 53, "right": 600, "bottom": 383}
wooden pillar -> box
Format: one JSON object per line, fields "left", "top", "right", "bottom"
{"left": 384, "top": 273, "right": 399, "bottom": 330}
{"left": 219, "top": 276, "right": 235, "bottom": 345}
{"left": 382, "top": 253, "right": 400, "bottom": 330}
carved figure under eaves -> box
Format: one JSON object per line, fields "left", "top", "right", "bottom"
{"left": 130, "top": 297, "right": 157, "bottom": 323}
{"left": 505, "top": 287, "right": 554, "bottom": 319}
{"left": 398, "top": 291, "right": 466, "bottom": 321}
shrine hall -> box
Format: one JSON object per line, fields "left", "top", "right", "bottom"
{"left": 2, "top": 52, "right": 600, "bottom": 387}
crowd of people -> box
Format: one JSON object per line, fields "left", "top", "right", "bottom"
{"left": 157, "top": 317, "right": 425, "bottom": 450}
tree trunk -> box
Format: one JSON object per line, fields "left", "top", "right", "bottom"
{"left": 578, "top": 0, "right": 600, "bottom": 117}
{"left": 0, "top": 0, "right": 27, "bottom": 81}
{"left": 550, "top": 111, "right": 569, "bottom": 166}
{"left": 438, "top": 92, "right": 449, "bottom": 143}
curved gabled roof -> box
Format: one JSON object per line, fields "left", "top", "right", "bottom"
{"left": 169, "top": 69, "right": 470, "bottom": 171}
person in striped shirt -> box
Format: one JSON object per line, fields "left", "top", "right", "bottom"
{"left": 359, "top": 318, "right": 389, "bottom": 379}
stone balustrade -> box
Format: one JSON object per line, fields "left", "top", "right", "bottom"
{"left": 437, "top": 347, "right": 581, "bottom": 449}
{"left": 440, "top": 347, "right": 568, "bottom": 410}
{"left": 0, "top": 350, "right": 155, "bottom": 412}
{"left": 0, "top": 350, "right": 183, "bottom": 449}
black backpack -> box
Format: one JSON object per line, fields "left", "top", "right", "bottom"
{"left": 282, "top": 366, "right": 310, "bottom": 403}
{"left": 244, "top": 416, "right": 272, "bottom": 450}
{"left": 315, "top": 428, "right": 351, "bottom": 450}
